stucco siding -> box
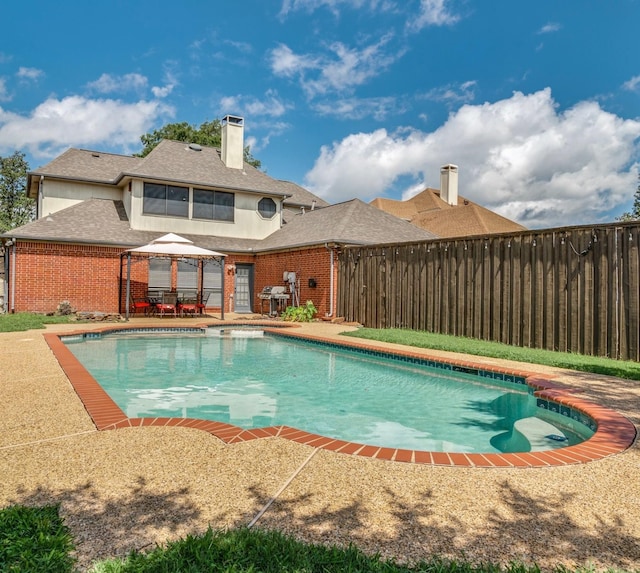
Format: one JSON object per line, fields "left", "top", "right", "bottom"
{"left": 127, "top": 180, "right": 281, "bottom": 239}
{"left": 40, "top": 180, "right": 123, "bottom": 217}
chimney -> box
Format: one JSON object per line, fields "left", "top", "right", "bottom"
{"left": 221, "top": 115, "right": 245, "bottom": 169}
{"left": 440, "top": 164, "right": 459, "bottom": 206}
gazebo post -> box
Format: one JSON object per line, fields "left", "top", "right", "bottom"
{"left": 220, "top": 256, "right": 225, "bottom": 320}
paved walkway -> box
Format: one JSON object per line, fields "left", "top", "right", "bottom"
{"left": 1, "top": 316, "right": 639, "bottom": 571}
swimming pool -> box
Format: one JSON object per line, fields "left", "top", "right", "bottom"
{"left": 62, "top": 326, "right": 595, "bottom": 455}
{"left": 48, "top": 324, "right": 636, "bottom": 467}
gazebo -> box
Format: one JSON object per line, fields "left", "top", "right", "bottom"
{"left": 120, "top": 233, "right": 226, "bottom": 320}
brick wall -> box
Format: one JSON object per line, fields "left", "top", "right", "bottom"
{"left": 7, "top": 241, "right": 339, "bottom": 317}
{"left": 9, "top": 241, "right": 132, "bottom": 313}
{"left": 254, "top": 246, "right": 339, "bottom": 317}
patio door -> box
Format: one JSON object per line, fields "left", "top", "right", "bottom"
{"left": 234, "top": 264, "right": 253, "bottom": 313}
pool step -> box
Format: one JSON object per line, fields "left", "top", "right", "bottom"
{"left": 513, "top": 416, "right": 567, "bottom": 450}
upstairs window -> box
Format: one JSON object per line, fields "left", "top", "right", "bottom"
{"left": 143, "top": 183, "right": 188, "bottom": 218}
{"left": 193, "top": 188, "right": 234, "bottom": 222}
{"left": 258, "top": 197, "right": 277, "bottom": 219}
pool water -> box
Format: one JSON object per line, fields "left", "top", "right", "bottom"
{"left": 64, "top": 330, "right": 593, "bottom": 453}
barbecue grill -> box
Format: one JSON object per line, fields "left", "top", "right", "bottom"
{"left": 258, "top": 286, "right": 290, "bottom": 316}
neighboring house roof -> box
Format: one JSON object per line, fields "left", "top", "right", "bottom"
{"left": 370, "top": 188, "right": 526, "bottom": 238}
{"left": 28, "top": 140, "right": 325, "bottom": 209}
{"left": 6, "top": 197, "right": 436, "bottom": 252}
{"left": 259, "top": 199, "right": 437, "bottom": 251}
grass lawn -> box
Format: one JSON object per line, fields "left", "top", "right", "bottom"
{"left": 0, "top": 504, "right": 603, "bottom": 572}
{"left": 341, "top": 328, "right": 640, "bottom": 381}
{"left": 0, "top": 505, "right": 76, "bottom": 572}
{"left": 0, "top": 312, "right": 74, "bottom": 332}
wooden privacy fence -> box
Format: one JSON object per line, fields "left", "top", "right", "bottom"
{"left": 337, "top": 222, "right": 640, "bottom": 361}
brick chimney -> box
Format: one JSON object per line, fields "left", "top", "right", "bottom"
{"left": 440, "top": 164, "right": 459, "bottom": 206}
{"left": 221, "top": 115, "right": 244, "bottom": 169}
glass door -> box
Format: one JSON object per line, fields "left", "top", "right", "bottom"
{"left": 234, "top": 264, "right": 253, "bottom": 313}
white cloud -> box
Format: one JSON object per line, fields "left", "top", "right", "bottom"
{"left": 408, "top": 0, "right": 460, "bottom": 31}
{"left": 244, "top": 120, "right": 291, "bottom": 153}
{"left": 224, "top": 39, "right": 253, "bottom": 54}
{"left": 312, "top": 95, "right": 401, "bottom": 120}
{"left": 537, "top": 22, "right": 562, "bottom": 34}
{"left": 279, "top": 0, "right": 392, "bottom": 18}
{"left": 623, "top": 75, "right": 640, "bottom": 93}
{"left": 270, "top": 36, "right": 402, "bottom": 98}
{"left": 16, "top": 67, "right": 44, "bottom": 81}
{"left": 87, "top": 73, "right": 148, "bottom": 94}
{"left": 270, "top": 44, "right": 319, "bottom": 78}
{"left": 422, "top": 80, "right": 476, "bottom": 105}
{"left": 0, "top": 95, "right": 174, "bottom": 158}
{"left": 151, "top": 83, "right": 174, "bottom": 98}
{"left": 0, "top": 78, "right": 9, "bottom": 102}
{"left": 220, "top": 89, "right": 292, "bottom": 117}
{"left": 152, "top": 69, "right": 178, "bottom": 98}
{"left": 304, "top": 88, "right": 640, "bottom": 228}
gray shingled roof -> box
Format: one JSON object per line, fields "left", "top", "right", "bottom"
{"left": 5, "top": 197, "right": 437, "bottom": 252}
{"left": 29, "top": 148, "right": 140, "bottom": 187}
{"left": 28, "top": 140, "right": 325, "bottom": 208}
{"left": 3, "top": 199, "right": 262, "bottom": 252}
{"left": 273, "top": 180, "right": 329, "bottom": 209}
{"left": 259, "top": 199, "right": 437, "bottom": 250}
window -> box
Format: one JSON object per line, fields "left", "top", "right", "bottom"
{"left": 148, "top": 258, "right": 171, "bottom": 290}
{"left": 143, "top": 183, "right": 188, "bottom": 217}
{"left": 203, "top": 259, "right": 223, "bottom": 307}
{"left": 193, "top": 188, "right": 234, "bottom": 221}
{"left": 177, "top": 259, "right": 198, "bottom": 292}
{"left": 258, "top": 197, "right": 277, "bottom": 219}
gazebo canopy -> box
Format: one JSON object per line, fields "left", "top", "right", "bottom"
{"left": 125, "top": 233, "right": 225, "bottom": 258}
{"left": 122, "top": 233, "right": 226, "bottom": 319}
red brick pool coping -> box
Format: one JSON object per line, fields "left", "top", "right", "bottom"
{"left": 43, "top": 323, "right": 637, "bottom": 468}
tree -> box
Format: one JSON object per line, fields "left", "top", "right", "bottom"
{"left": 0, "top": 151, "right": 34, "bottom": 232}
{"left": 617, "top": 175, "right": 640, "bottom": 222}
{"left": 136, "top": 119, "right": 262, "bottom": 169}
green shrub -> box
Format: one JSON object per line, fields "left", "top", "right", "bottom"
{"left": 282, "top": 300, "right": 317, "bottom": 322}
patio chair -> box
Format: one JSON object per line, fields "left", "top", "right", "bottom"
{"left": 156, "top": 292, "right": 177, "bottom": 317}
{"left": 177, "top": 293, "right": 198, "bottom": 317}
{"left": 129, "top": 295, "right": 151, "bottom": 315}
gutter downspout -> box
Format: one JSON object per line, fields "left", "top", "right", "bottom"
{"left": 2, "top": 242, "right": 9, "bottom": 313}
{"left": 324, "top": 243, "right": 334, "bottom": 318}
{"left": 10, "top": 240, "right": 16, "bottom": 313}
{"left": 279, "top": 198, "right": 286, "bottom": 228}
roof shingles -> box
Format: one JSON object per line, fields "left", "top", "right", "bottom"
{"left": 14, "top": 140, "right": 437, "bottom": 252}
{"left": 371, "top": 188, "right": 526, "bottom": 238}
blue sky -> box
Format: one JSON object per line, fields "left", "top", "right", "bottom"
{"left": 1, "top": 0, "right": 639, "bottom": 229}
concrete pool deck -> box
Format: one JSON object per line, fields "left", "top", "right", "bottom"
{"left": 1, "top": 316, "right": 639, "bottom": 570}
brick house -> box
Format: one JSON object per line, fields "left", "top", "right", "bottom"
{"left": 2, "top": 116, "right": 435, "bottom": 316}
